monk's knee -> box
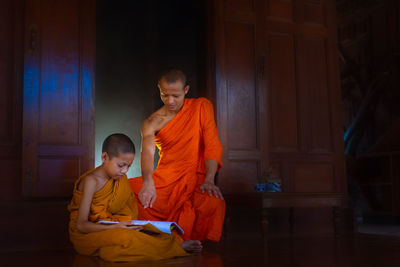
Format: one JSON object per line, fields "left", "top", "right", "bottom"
{"left": 208, "top": 196, "right": 226, "bottom": 209}
{"left": 198, "top": 196, "right": 225, "bottom": 214}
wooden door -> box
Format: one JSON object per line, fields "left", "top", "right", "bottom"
{"left": 265, "top": 0, "right": 345, "bottom": 193}
{"left": 212, "top": 0, "right": 345, "bottom": 194}
{"left": 22, "top": 0, "right": 95, "bottom": 197}
{"left": 213, "top": 0, "right": 268, "bottom": 193}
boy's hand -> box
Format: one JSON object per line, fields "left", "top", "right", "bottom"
{"left": 115, "top": 221, "right": 143, "bottom": 231}
{"left": 139, "top": 180, "right": 157, "bottom": 209}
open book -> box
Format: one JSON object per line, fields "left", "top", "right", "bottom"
{"left": 98, "top": 220, "right": 184, "bottom": 235}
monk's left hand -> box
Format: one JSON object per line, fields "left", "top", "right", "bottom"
{"left": 200, "top": 182, "right": 224, "bottom": 199}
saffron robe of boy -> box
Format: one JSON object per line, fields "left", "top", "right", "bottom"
{"left": 68, "top": 134, "right": 202, "bottom": 262}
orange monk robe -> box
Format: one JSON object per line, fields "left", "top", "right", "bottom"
{"left": 68, "top": 168, "right": 188, "bottom": 262}
{"left": 129, "top": 98, "right": 226, "bottom": 242}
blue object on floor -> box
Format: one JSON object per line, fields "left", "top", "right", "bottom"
{"left": 266, "top": 182, "right": 282, "bottom": 192}
{"left": 254, "top": 182, "right": 282, "bottom": 192}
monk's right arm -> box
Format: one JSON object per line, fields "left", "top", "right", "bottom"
{"left": 139, "top": 120, "right": 157, "bottom": 208}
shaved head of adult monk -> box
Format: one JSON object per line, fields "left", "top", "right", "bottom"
{"left": 157, "top": 69, "right": 189, "bottom": 113}
{"left": 129, "top": 68, "right": 226, "bottom": 243}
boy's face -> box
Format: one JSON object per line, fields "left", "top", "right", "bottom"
{"left": 101, "top": 152, "right": 135, "bottom": 179}
{"left": 158, "top": 78, "right": 189, "bottom": 112}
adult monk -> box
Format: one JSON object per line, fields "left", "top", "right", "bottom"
{"left": 129, "top": 69, "right": 226, "bottom": 242}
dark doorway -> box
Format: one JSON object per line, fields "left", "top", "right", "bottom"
{"left": 95, "top": 0, "right": 206, "bottom": 177}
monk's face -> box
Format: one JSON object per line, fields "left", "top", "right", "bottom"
{"left": 158, "top": 78, "right": 189, "bottom": 112}
{"left": 102, "top": 152, "right": 135, "bottom": 179}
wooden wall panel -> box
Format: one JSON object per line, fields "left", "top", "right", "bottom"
{"left": 212, "top": 0, "right": 345, "bottom": 194}
{"left": 296, "top": 36, "right": 333, "bottom": 153}
{"left": 266, "top": 0, "right": 294, "bottom": 21}
{"left": 39, "top": 1, "right": 80, "bottom": 144}
{"left": 22, "top": 0, "right": 95, "bottom": 197}
{"left": 264, "top": 0, "right": 343, "bottom": 194}
{"left": 225, "top": 0, "right": 255, "bottom": 12}
{"left": 292, "top": 163, "right": 334, "bottom": 192}
{"left": 214, "top": 0, "right": 266, "bottom": 193}
{"left": 267, "top": 32, "right": 298, "bottom": 151}
{"left": 303, "top": 0, "right": 326, "bottom": 26}
{"left": 226, "top": 161, "right": 259, "bottom": 192}
{"left": 37, "top": 158, "right": 79, "bottom": 196}
{"left": 0, "top": 160, "right": 21, "bottom": 200}
{"left": 226, "top": 22, "right": 258, "bottom": 150}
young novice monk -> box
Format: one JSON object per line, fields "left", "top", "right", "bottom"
{"left": 68, "top": 133, "right": 202, "bottom": 262}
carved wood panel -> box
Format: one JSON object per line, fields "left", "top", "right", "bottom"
{"left": 225, "top": 0, "right": 255, "bottom": 13}
{"left": 292, "top": 162, "right": 335, "bottom": 192}
{"left": 303, "top": 0, "right": 326, "bottom": 26}
{"left": 213, "top": 0, "right": 345, "bottom": 194}
{"left": 226, "top": 161, "right": 259, "bottom": 192}
{"left": 226, "top": 22, "right": 258, "bottom": 150}
{"left": 296, "top": 36, "right": 333, "bottom": 153}
{"left": 266, "top": 0, "right": 294, "bottom": 22}
{"left": 38, "top": 1, "right": 80, "bottom": 144}
{"left": 22, "top": 0, "right": 95, "bottom": 197}
{"left": 265, "top": 0, "right": 344, "bottom": 193}
{"left": 267, "top": 32, "right": 298, "bottom": 152}
{"left": 214, "top": 0, "right": 266, "bottom": 193}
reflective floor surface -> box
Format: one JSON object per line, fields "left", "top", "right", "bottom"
{"left": 1, "top": 234, "right": 400, "bottom": 267}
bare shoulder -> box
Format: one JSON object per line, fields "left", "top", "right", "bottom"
{"left": 142, "top": 108, "right": 167, "bottom": 134}
{"left": 147, "top": 110, "right": 165, "bottom": 125}
{"left": 78, "top": 173, "right": 98, "bottom": 192}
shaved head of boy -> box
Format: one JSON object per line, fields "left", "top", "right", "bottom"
{"left": 102, "top": 133, "right": 136, "bottom": 159}
{"left": 101, "top": 133, "right": 135, "bottom": 180}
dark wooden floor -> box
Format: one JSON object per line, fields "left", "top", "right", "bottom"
{"left": 1, "top": 234, "right": 400, "bottom": 267}
{"left": 1, "top": 201, "right": 400, "bottom": 266}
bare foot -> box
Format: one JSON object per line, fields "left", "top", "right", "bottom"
{"left": 181, "top": 240, "right": 202, "bottom": 253}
